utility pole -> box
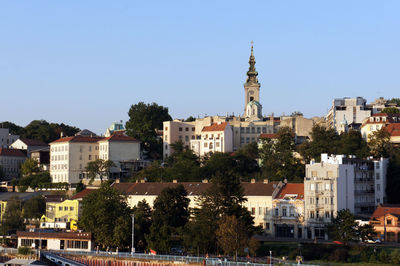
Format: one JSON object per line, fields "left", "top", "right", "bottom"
{"left": 131, "top": 214, "right": 135, "bottom": 254}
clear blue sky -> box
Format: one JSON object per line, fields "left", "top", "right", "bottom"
{"left": 1, "top": 1, "right": 400, "bottom": 134}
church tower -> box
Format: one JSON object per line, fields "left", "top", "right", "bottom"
{"left": 244, "top": 43, "right": 262, "bottom": 120}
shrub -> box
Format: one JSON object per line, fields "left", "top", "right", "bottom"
{"left": 378, "top": 249, "right": 390, "bottom": 263}
{"left": 391, "top": 250, "right": 400, "bottom": 265}
{"left": 18, "top": 246, "right": 31, "bottom": 255}
{"left": 328, "top": 249, "right": 348, "bottom": 262}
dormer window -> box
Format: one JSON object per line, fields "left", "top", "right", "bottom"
{"left": 376, "top": 117, "right": 380, "bottom": 122}
{"left": 370, "top": 117, "right": 374, "bottom": 122}
{"left": 383, "top": 117, "right": 386, "bottom": 122}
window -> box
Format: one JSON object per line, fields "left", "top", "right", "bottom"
{"left": 179, "top": 135, "right": 182, "bottom": 140}
{"left": 262, "top": 127, "right": 267, "bottom": 133}
{"left": 310, "top": 184, "right": 315, "bottom": 190}
{"left": 89, "top": 155, "right": 92, "bottom": 160}
{"left": 179, "top": 127, "right": 182, "bottom": 131}
{"left": 377, "top": 184, "right": 380, "bottom": 191}
{"left": 185, "top": 127, "right": 188, "bottom": 131}
{"left": 289, "top": 207, "right": 294, "bottom": 216}
{"left": 209, "top": 142, "right": 213, "bottom": 149}
{"left": 257, "top": 127, "right": 261, "bottom": 133}
{"left": 376, "top": 173, "right": 380, "bottom": 180}
{"left": 89, "top": 146, "right": 92, "bottom": 151}
{"left": 259, "top": 207, "right": 262, "bottom": 215}
{"left": 204, "top": 143, "right": 208, "bottom": 148}
{"left": 165, "top": 127, "right": 168, "bottom": 131}
{"left": 70, "top": 207, "right": 74, "bottom": 211}
{"left": 216, "top": 142, "right": 220, "bottom": 147}
{"left": 387, "top": 219, "right": 392, "bottom": 225}
{"left": 275, "top": 208, "right": 279, "bottom": 216}
{"left": 164, "top": 135, "right": 168, "bottom": 141}
{"left": 185, "top": 136, "right": 189, "bottom": 141}
{"left": 251, "top": 208, "right": 255, "bottom": 215}
{"left": 240, "top": 138, "right": 244, "bottom": 143}
{"left": 310, "top": 211, "right": 315, "bottom": 218}
{"left": 192, "top": 127, "right": 195, "bottom": 131}
{"left": 59, "top": 207, "right": 62, "bottom": 211}
{"left": 64, "top": 206, "right": 68, "bottom": 211}
{"left": 80, "top": 146, "right": 83, "bottom": 152}
{"left": 325, "top": 211, "right": 330, "bottom": 218}
{"left": 282, "top": 207, "right": 287, "bottom": 216}
{"left": 266, "top": 223, "right": 270, "bottom": 230}
{"left": 165, "top": 145, "right": 168, "bottom": 150}
{"left": 191, "top": 135, "right": 195, "bottom": 140}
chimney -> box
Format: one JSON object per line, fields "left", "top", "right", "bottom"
{"left": 263, "top": 179, "right": 269, "bottom": 184}
{"left": 202, "top": 179, "right": 208, "bottom": 183}
{"left": 173, "top": 180, "right": 178, "bottom": 183}
{"left": 251, "top": 179, "right": 256, "bottom": 184}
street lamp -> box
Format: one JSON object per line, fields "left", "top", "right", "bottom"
{"left": 131, "top": 214, "right": 135, "bottom": 254}
{"left": 269, "top": 250, "right": 272, "bottom": 266}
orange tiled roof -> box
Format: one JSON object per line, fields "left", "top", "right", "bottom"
{"left": 50, "top": 135, "right": 103, "bottom": 144}
{"left": 259, "top": 133, "right": 278, "bottom": 139}
{"left": 0, "top": 148, "right": 26, "bottom": 157}
{"left": 371, "top": 204, "right": 400, "bottom": 219}
{"left": 386, "top": 123, "right": 400, "bottom": 137}
{"left": 276, "top": 183, "right": 304, "bottom": 199}
{"left": 70, "top": 189, "right": 97, "bottom": 200}
{"left": 100, "top": 134, "right": 139, "bottom": 142}
{"left": 202, "top": 122, "right": 228, "bottom": 132}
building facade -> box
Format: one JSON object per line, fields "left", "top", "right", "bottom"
{"left": 0, "top": 128, "right": 19, "bottom": 148}
{"left": 10, "top": 138, "right": 48, "bottom": 156}
{"left": 50, "top": 134, "right": 140, "bottom": 184}
{"left": 272, "top": 183, "right": 305, "bottom": 239}
{"left": 360, "top": 113, "right": 400, "bottom": 141}
{"left": 0, "top": 148, "right": 26, "bottom": 180}
{"left": 370, "top": 205, "right": 400, "bottom": 242}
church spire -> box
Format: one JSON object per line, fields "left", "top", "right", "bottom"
{"left": 246, "top": 41, "right": 258, "bottom": 84}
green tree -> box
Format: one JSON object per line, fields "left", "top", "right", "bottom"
{"left": 0, "top": 197, "right": 24, "bottom": 235}
{"left": 22, "top": 195, "right": 46, "bottom": 220}
{"left": 165, "top": 141, "right": 201, "bottom": 181}
{"left": 358, "top": 223, "right": 376, "bottom": 242}
{"left": 75, "top": 181, "right": 86, "bottom": 193}
{"left": 0, "top": 121, "right": 24, "bottom": 135}
{"left": 381, "top": 107, "right": 400, "bottom": 114}
{"left": 299, "top": 124, "right": 340, "bottom": 162}
{"left": 132, "top": 200, "right": 152, "bottom": 251}
{"left": 22, "top": 120, "right": 79, "bottom": 143}
{"left": 389, "top": 98, "right": 400, "bottom": 106}
{"left": 328, "top": 209, "right": 358, "bottom": 244}
{"left": 386, "top": 149, "right": 400, "bottom": 203}
{"left": 85, "top": 159, "right": 116, "bottom": 184}
{"left": 79, "top": 184, "right": 132, "bottom": 248}
{"left": 125, "top": 102, "right": 172, "bottom": 159}
{"left": 216, "top": 215, "right": 249, "bottom": 261}
{"left": 134, "top": 161, "right": 168, "bottom": 182}
{"left": 185, "top": 116, "right": 196, "bottom": 122}
{"left": 146, "top": 185, "right": 189, "bottom": 253}
{"left": 368, "top": 128, "right": 393, "bottom": 158}
{"left": 259, "top": 127, "right": 304, "bottom": 182}
{"left": 20, "top": 159, "right": 40, "bottom": 176}
{"left": 338, "top": 130, "right": 369, "bottom": 158}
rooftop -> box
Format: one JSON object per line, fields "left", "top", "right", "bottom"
{"left": 0, "top": 148, "right": 26, "bottom": 157}
{"left": 202, "top": 122, "right": 228, "bottom": 132}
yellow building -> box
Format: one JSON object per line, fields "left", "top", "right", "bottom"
{"left": 41, "top": 199, "right": 79, "bottom": 230}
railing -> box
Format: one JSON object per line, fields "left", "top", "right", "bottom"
{"left": 52, "top": 250, "right": 320, "bottom": 266}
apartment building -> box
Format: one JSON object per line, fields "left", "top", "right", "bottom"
{"left": 190, "top": 122, "right": 233, "bottom": 157}
{"left": 272, "top": 183, "right": 305, "bottom": 239}
{"left": 326, "top": 97, "right": 372, "bottom": 133}
{"left": 50, "top": 133, "right": 140, "bottom": 184}
{"left": 0, "top": 128, "right": 19, "bottom": 148}
{"left": 112, "top": 180, "right": 283, "bottom": 234}
{"left": 360, "top": 113, "right": 400, "bottom": 141}
{"left": 0, "top": 148, "right": 26, "bottom": 180}
{"left": 304, "top": 153, "right": 388, "bottom": 239}
{"left": 40, "top": 198, "right": 79, "bottom": 230}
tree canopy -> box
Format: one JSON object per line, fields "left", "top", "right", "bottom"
{"left": 146, "top": 185, "right": 189, "bottom": 253}
{"left": 79, "top": 184, "right": 132, "bottom": 248}
{"left": 125, "top": 102, "right": 172, "bottom": 159}
{"left": 85, "top": 159, "right": 116, "bottom": 184}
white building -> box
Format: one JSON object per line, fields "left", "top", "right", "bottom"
{"left": 10, "top": 138, "right": 48, "bottom": 156}
{"left": 50, "top": 134, "right": 140, "bottom": 184}
{"left": 326, "top": 97, "right": 372, "bottom": 133}
{"left": 0, "top": 128, "right": 19, "bottom": 148}
{"left": 304, "top": 153, "right": 388, "bottom": 239}
{"left": 190, "top": 122, "right": 233, "bottom": 157}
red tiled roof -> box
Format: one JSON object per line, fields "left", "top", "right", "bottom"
{"left": 202, "top": 122, "right": 228, "bottom": 132}
{"left": 386, "top": 124, "right": 400, "bottom": 137}
{"left": 100, "top": 134, "right": 139, "bottom": 142}
{"left": 70, "top": 189, "right": 97, "bottom": 200}
{"left": 0, "top": 148, "right": 26, "bottom": 157}
{"left": 112, "top": 181, "right": 279, "bottom": 197}
{"left": 371, "top": 204, "right": 400, "bottom": 219}
{"left": 50, "top": 135, "right": 104, "bottom": 144}
{"left": 259, "top": 133, "right": 278, "bottom": 139}
{"left": 19, "top": 138, "right": 48, "bottom": 146}
{"left": 276, "top": 183, "right": 304, "bottom": 199}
